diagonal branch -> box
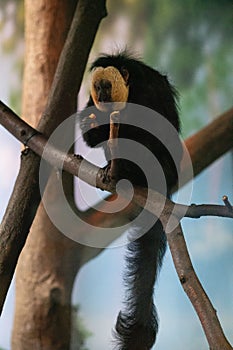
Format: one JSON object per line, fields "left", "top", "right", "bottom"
{"left": 185, "top": 107, "right": 233, "bottom": 177}
{"left": 163, "top": 222, "right": 232, "bottom": 350}
{"left": 0, "top": 101, "right": 233, "bottom": 221}
{"left": 1, "top": 101, "right": 232, "bottom": 349}
{"left": 0, "top": 0, "right": 107, "bottom": 315}
{"left": 123, "top": 185, "right": 233, "bottom": 350}
{"left": 1, "top": 101, "right": 233, "bottom": 224}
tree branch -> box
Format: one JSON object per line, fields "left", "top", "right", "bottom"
{"left": 0, "top": 0, "right": 107, "bottom": 315}
{"left": 1, "top": 101, "right": 232, "bottom": 349}
{"left": 185, "top": 107, "right": 233, "bottom": 178}
{"left": 0, "top": 101, "right": 232, "bottom": 221}
{"left": 163, "top": 222, "right": 232, "bottom": 350}
{"left": 125, "top": 185, "right": 233, "bottom": 350}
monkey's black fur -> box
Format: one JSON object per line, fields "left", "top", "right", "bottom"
{"left": 80, "top": 52, "right": 182, "bottom": 350}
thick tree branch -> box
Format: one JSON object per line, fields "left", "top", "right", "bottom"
{"left": 0, "top": 101, "right": 233, "bottom": 221}
{"left": 0, "top": 0, "right": 107, "bottom": 315}
{"left": 37, "top": 1, "right": 107, "bottom": 136}
{"left": 1, "top": 101, "right": 232, "bottom": 349}
{"left": 185, "top": 107, "right": 233, "bottom": 177}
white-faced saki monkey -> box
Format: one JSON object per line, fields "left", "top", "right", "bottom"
{"left": 80, "top": 51, "right": 183, "bottom": 350}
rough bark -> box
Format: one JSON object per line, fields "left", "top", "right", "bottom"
{"left": 185, "top": 107, "right": 233, "bottom": 177}
{"left": 164, "top": 223, "right": 232, "bottom": 350}
{"left": 11, "top": 0, "right": 107, "bottom": 349}
{"left": 12, "top": 1, "right": 77, "bottom": 348}
{"left": 21, "top": 0, "right": 78, "bottom": 129}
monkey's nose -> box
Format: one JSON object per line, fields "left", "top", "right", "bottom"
{"left": 99, "top": 92, "right": 111, "bottom": 102}
{"left": 97, "top": 79, "right": 112, "bottom": 102}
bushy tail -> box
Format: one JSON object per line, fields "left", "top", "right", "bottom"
{"left": 114, "top": 220, "right": 166, "bottom": 350}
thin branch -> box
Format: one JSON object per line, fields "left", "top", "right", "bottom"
{"left": 0, "top": 0, "right": 107, "bottom": 315}
{"left": 127, "top": 183, "right": 233, "bottom": 349}
{"left": 222, "top": 195, "right": 233, "bottom": 212}
{"left": 163, "top": 222, "right": 232, "bottom": 350}
{"left": 1, "top": 102, "right": 232, "bottom": 349}
{"left": 0, "top": 101, "right": 232, "bottom": 221}
{"left": 106, "top": 116, "right": 231, "bottom": 349}
{"left": 178, "top": 202, "right": 233, "bottom": 219}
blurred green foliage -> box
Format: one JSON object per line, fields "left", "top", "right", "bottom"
{"left": 0, "top": 0, "right": 24, "bottom": 52}
{"left": 107, "top": 0, "right": 233, "bottom": 136}
{"left": 71, "top": 305, "right": 92, "bottom": 350}
{"left": 0, "top": 0, "right": 232, "bottom": 134}
{"left": 0, "top": 0, "right": 24, "bottom": 114}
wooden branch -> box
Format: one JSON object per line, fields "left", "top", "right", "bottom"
{"left": 128, "top": 185, "right": 233, "bottom": 350}
{"left": 37, "top": 1, "right": 108, "bottom": 136}
{"left": 185, "top": 107, "right": 233, "bottom": 177}
{"left": 0, "top": 102, "right": 233, "bottom": 349}
{"left": 163, "top": 222, "right": 232, "bottom": 350}
{"left": 222, "top": 195, "right": 233, "bottom": 212}
{"left": 0, "top": 101, "right": 233, "bottom": 222}
{"left": 0, "top": 0, "right": 107, "bottom": 315}
{"left": 177, "top": 202, "right": 233, "bottom": 219}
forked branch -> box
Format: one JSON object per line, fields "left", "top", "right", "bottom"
{"left": 0, "top": 0, "right": 107, "bottom": 315}
{"left": 0, "top": 103, "right": 232, "bottom": 349}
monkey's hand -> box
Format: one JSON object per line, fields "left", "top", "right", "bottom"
{"left": 80, "top": 113, "right": 99, "bottom": 131}
{"left": 79, "top": 112, "right": 109, "bottom": 148}
{"left": 88, "top": 113, "right": 99, "bottom": 128}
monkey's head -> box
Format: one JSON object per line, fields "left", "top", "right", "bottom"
{"left": 88, "top": 51, "right": 180, "bottom": 131}
{"left": 90, "top": 65, "right": 129, "bottom": 112}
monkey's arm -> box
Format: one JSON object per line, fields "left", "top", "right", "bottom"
{"left": 79, "top": 97, "right": 110, "bottom": 148}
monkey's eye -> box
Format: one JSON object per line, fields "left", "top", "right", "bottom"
{"left": 94, "top": 81, "right": 101, "bottom": 92}
{"left": 120, "top": 67, "right": 129, "bottom": 83}
{"left": 94, "top": 80, "right": 112, "bottom": 91}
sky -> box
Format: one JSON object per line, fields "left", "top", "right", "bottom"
{"left": 0, "top": 7, "right": 232, "bottom": 350}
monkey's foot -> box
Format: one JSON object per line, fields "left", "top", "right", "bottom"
{"left": 101, "top": 161, "right": 120, "bottom": 184}
{"left": 101, "top": 163, "right": 112, "bottom": 184}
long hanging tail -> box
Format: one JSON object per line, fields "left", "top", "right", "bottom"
{"left": 114, "top": 219, "right": 166, "bottom": 350}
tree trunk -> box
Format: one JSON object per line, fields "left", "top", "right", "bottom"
{"left": 12, "top": 1, "right": 81, "bottom": 349}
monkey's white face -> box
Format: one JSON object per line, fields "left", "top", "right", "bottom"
{"left": 91, "top": 66, "right": 129, "bottom": 112}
